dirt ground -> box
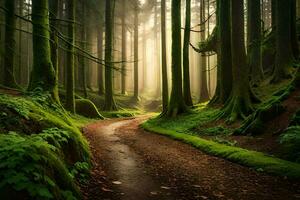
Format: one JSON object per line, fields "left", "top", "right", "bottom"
{"left": 81, "top": 116, "right": 300, "bottom": 200}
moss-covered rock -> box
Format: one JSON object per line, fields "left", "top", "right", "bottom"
{"left": 75, "top": 99, "right": 104, "bottom": 119}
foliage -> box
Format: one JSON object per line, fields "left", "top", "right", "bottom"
{"left": 0, "top": 94, "right": 91, "bottom": 199}
{"left": 142, "top": 122, "right": 300, "bottom": 179}
{"left": 75, "top": 99, "right": 104, "bottom": 119}
{"left": 0, "top": 133, "right": 79, "bottom": 199}
{"left": 279, "top": 126, "right": 300, "bottom": 163}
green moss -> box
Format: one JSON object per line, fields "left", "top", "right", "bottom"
{"left": 0, "top": 94, "right": 91, "bottom": 199}
{"left": 142, "top": 122, "right": 300, "bottom": 179}
{"left": 75, "top": 99, "right": 104, "bottom": 119}
{"left": 279, "top": 126, "right": 300, "bottom": 163}
{"left": 100, "top": 109, "right": 142, "bottom": 118}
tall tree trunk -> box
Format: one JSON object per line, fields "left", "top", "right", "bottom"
{"left": 199, "top": 0, "right": 209, "bottom": 103}
{"left": 66, "top": 0, "right": 75, "bottom": 112}
{"left": 183, "top": 0, "right": 193, "bottom": 106}
{"left": 161, "top": 0, "right": 169, "bottom": 114}
{"left": 248, "top": 0, "right": 264, "bottom": 84}
{"left": 104, "top": 0, "right": 117, "bottom": 110}
{"left": 291, "top": 0, "right": 299, "bottom": 59}
{"left": 133, "top": 4, "right": 139, "bottom": 101}
{"left": 49, "top": 0, "right": 60, "bottom": 101}
{"left": 80, "top": 1, "right": 88, "bottom": 98}
{"left": 167, "top": 0, "right": 187, "bottom": 117}
{"left": 98, "top": 22, "right": 104, "bottom": 95}
{"left": 272, "top": 0, "right": 294, "bottom": 82}
{"left": 221, "top": 0, "right": 252, "bottom": 122}
{"left": 4, "top": 0, "right": 18, "bottom": 88}
{"left": 29, "top": 0, "right": 59, "bottom": 103}
{"left": 121, "top": 0, "right": 127, "bottom": 95}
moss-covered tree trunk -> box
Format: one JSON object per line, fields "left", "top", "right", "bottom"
{"left": 66, "top": 0, "right": 75, "bottom": 113}
{"left": 161, "top": 0, "right": 169, "bottom": 114}
{"left": 133, "top": 4, "right": 139, "bottom": 101}
{"left": 28, "top": 0, "right": 59, "bottom": 103}
{"left": 183, "top": 0, "right": 193, "bottom": 107}
{"left": 199, "top": 0, "right": 209, "bottom": 103}
{"left": 272, "top": 0, "right": 294, "bottom": 83}
{"left": 97, "top": 24, "right": 104, "bottom": 95}
{"left": 166, "top": 0, "right": 187, "bottom": 117}
{"left": 49, "top": 0, "right": 60, "bottom": 102}
{"left": 104, "top": 0, "right": 117, "bottom": 111}
{"left": 221, "top": 0, "right": 252, "bottom": 122}
{"left": 247, "top": 0, "right": 264, "bottom": 84}
{"left": 3, "top": 0, "right": 18, "bottom": 88}
{"left": 121, "top": 0, "right": 127, "bottom": 95}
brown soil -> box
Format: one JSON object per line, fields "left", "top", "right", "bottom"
{"left": 81, "top": 116, "right": 300, "bottom": 200}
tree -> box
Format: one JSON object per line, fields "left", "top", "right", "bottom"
{"left": 183, "top": 0, "right": 193, "bottom": 106}
{"left": 272, "top": 0, "right": 294, "bottom": 82}
{"left": 133, "top": 1, "right": 139, "bottom": 101}
{"left": 247, "top": 0, "right": 264, "bottom": 84}
{"left": 161, "top": 0, "right": 169, "bottom": 114}
{"left": 166, "top": 0, "right": 187, "bottom": 117}
{"left": 121, "top": 0, "right": 127, "bottom": 95}
{"left": 28, "top": 0, "right": 59, "bottom": 103}
{"left": 104, "top": 0, "right": 117, "bottom": 111}
{"left": 97, "top": 23, "right": 104, "bottom": 96}
{"left": 49, "top": 0, "right": 60, "bottom": 99}
{"left": 66, "top": 0, "right": 76, "bottom": 113}
{"left": 3, "top": 0, "right": 18, "bottom": 88}
{"left": 221, "top": 0, "right": 252, "bottom": 121}
{"left": 199, "top": 0, "right": 209, "bottom": 103}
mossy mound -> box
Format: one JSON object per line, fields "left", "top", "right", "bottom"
{"left": 0, "top": 93, "right": 90, "bottom": 199}
{"left": 75, "top": 99, "right": 104, "bottom": 119}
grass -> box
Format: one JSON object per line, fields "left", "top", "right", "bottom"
{"left": 142, "top": 121, "right": 300, "bottom": 179}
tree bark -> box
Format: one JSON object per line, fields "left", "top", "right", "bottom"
{"left": 28, "top": 0, "right": 59, "bottom": 103}
{"left": 183, "top": 0, "right": 193, "bottom": 106}
{"left": 66, "top": 0, "right": 75, "bottom": 113}
{"left": 161, "top": 0, "right": 169, "bottom": 114}
{"left": 133, "top": 3, "right": 139, "bottom": 101}
{"left": 98, "top": 7, "right": 104, "bottom": 95}
{"left": 166, "top": 0, "right": 187, "bottom": 117}
{"left": 247, "top": 0, "right": 264, "bottom": 84}
{"left": 4, "top": 0, "right": 18, "bottom": 88}
{"left": 104, "top": 0, "right": 117, "bottom": 111}
{"left": 121, "top": 0, "right": 127, "bottom": 95}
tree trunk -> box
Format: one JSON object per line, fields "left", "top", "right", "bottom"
{"left": 28, "top": 0, "right": 59, "bottom": 103}
{"left": 121, "top": 0, "right": 127, "bottom": 95}
{"left": 272, "top": 0, "right": 294, "bottom": 82}
{"left": 49, "top": 0, "right": 60, "bottom": 101}
{"left": 161, "top": 0, "right": 169, "bottom": 114}
{"left": 4, "top": 0, "right": 18, "bottom": 88}
{"left": 221, "top": 0, "right": 252, "bottom": 122}
{"left": 66, "top": 0, "right": 75, "bottom": 112}
{"left": 199, "top": 0, "right": 209, "bottom": 103}
{"left": 247, "top": 0, "right": 264, "bottom": 84}
{"left": 166, "top": 0, "right": 187, "bottom": 117}
{"left": 183, "top": 0, "right": 193, "bottom": 106}
{"left": 133, "top": 4, "right": 139, "bottom": 101}
{"left": 98, "top": 13, "right": 104, "bottom": 95}
{"left": 291, "top": 0, "right": 299, "bottom": 59}
{"left": 104, "top": 0, "right": 117, "bottom": 111}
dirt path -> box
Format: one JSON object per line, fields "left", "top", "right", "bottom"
{"left": 82, "top": 116, "right": 300, "bottom": 200}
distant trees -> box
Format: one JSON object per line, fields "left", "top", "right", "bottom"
{"left": 133, "top": 1, "right": 139, "bottom": 102}
{"left": 121, "top": 0, "right": 127, "bottom": 95}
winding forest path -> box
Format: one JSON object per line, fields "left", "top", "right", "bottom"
{"left": 82, "top": 116, "right": 300, "bottom": 200}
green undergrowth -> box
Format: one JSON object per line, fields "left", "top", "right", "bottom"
{"left": 142, "top": 122, "right": 300, "bottom": 179}
{"left": 0, "top": 93, "right": 91, "bottom": 199}
{"left": 100, "top": 109, "right": 143, "bottom": 118}
{"left": 146, "top": 104, "right": 219, "bottom": 134}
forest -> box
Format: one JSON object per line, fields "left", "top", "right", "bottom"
{"left": 0, "top": 0, "right": 300, "bottom": 199}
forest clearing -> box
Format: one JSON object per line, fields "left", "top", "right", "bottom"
{"left": 1, "top": 0, "right": 300, "bottom": 199}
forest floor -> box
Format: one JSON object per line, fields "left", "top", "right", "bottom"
{"left": 81, "top": 116, "right": 300, "bottom": 200}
